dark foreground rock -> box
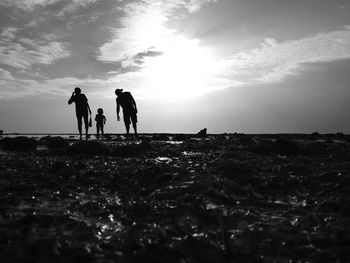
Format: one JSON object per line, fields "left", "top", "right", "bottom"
{"left": 66, "top": 141, "right": 111, "bottom": 155}
{"left": 47, "top": 136, "right": 70, "bottom": 149}
{"left": 152, "top": 134, "right": 170, "bottom": 141}
{"left": 0, "top": 133, "right": 349, "bottom": 263}
{"left": 111, "top": 141, "right": 154, "bottom": 157}
{"left": 1, "top": 136, "right": 37, "bottom": 151}
{"left": 196, "top": 128, "right": 207, "bottom": 138}
{"left": 273, "top": 138, "right": 300, "bottom": 155}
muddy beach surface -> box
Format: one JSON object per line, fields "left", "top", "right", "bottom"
{"left": 0, "top": 133, "right": 349, "bottom": 263}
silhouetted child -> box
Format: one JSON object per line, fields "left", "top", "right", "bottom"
{"left": 95, "top": 108, "right": 106, "bottom": 140}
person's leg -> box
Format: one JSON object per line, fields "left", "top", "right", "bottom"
{"left": 124, "top": 112, "right": 131, "bottom": 135}
{"left": 125, "top": 124, "right": 130, "bottom": 135}
{"left": 132, "top": 123, "right": 137, "bottom": 135}
{"left": 101, "top": 126, "right": 104, "bottom": 140}
{"left": 131, "top": 113, "right": 138, "bottom": 136}
{"left": 77, "top": 114, "right": 83, "bottom": 140}
{"left": 83, "top": 112, "right": 89, "bottom": 140}
{"left": 96, "top": 126, "right": 100, "bottom": 140}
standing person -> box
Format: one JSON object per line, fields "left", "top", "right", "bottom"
{"left": 95, "top": 108, "right": 106, "bottom": 140}
{"left": 115, "top": 89, "right": 138, "bottom": 136}
{"left": 68, "top": 87, "right": 92, "bottom": 140}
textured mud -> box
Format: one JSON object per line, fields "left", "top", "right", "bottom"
{"left": 0, "top": 134, "right": 349, "bottom": 262}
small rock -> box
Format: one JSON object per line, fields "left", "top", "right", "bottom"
{"left": 1, "top": 136, "right": 37, "bottom": 151}
{"left": 47, "top": 137, "right": 69, "bottom": 149}
{"left": 111, "top": 142, "right": 152, "bottom": 157}
{"left": 310, "top": 132, "right": 320, "bottom": 139}
{"left": 104, "top": 134, "right": 112, "bottom": 140}
{"left": 172, "top": 134, "right": 190, "bottom": 141}
{"left": 211, "top": 159, "right": 256, "bottom": 183}
{"left": 238, "top": 136, "right": 255, "bottom": 146}
{"left": 273, "top": 138, "right": 300, "bottom": 155}
{"left": 66, "top": 141, "right": 111, "bottom": 155}
{"left": 196, "top": 128, "right": 207, "bottom": 138}
{"left": 152, "top": 134, "right": 170, "bottom": 141}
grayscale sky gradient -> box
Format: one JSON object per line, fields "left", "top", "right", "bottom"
{"left": 1, "top": 0, "right": 350, "bottom": 133}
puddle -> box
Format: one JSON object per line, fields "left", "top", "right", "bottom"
{"left": 154, "top": 157, "right": 173, "bottom": 164}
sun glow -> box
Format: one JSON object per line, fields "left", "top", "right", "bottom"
{"left": 141, "top": 37, "right": 220, "bottom": 100}
{"left": 123, "top": 10, "right": 173, "bottom": 57}
{"left": 102, "top": 8, "right": 226, "bottom": 101}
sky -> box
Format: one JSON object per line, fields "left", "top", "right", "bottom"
{"left": 1, "top": 0, "right": 350, "bottom": 134}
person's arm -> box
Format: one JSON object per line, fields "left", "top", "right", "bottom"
{"left": 95, "top": 115, "right": 98, "bottom": 121}
{"left": 131, "top": 95, "right": 137, "bottom": 113}
{"left": 85, "top": 95, "right": 92, "bottom": 114}
{"left": 104, "top": 116, "right": 106, "bottom": 124}
{"left": 68, "top": 92, "right": 75, "bottom": 104}
{"left": 87, "top": 102, "right": 92, "bottom": 115}
{"left": 116, "top": 98, "right": 120, "bottom": 121}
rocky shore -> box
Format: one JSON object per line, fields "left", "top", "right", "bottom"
{"left": 0, "top": 133, "right": 349, "bottom": 262}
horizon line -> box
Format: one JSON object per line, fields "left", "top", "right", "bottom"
{"left": 1, "top": 132, "right": 349, "bottom": 136}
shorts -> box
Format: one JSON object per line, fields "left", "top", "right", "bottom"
{"left": 123, "top": 110, "right": 137, "bottom": 125}
{"left": 76, "top": 110, "right": 89, "bottom": 126}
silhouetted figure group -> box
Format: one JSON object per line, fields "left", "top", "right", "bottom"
{"left": 68, "top": 87, "right": 138, "bottom": 140}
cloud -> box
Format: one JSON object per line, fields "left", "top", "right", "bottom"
{"left": 1, "top": 27, "right": 18, "bottom": 40}
{"left": 136, "top": 50, "right": 164, "bottom": 59}
{"left": 0, "top": 35, "right": 70, "bottom": 69}
{"left": 0, "top": 0, "right": 60, "bottom": 11}
{"left": 121, "top": 50, "right": 165, "bottom": 68}
{"left": 222, "top": 26, "right": 350, "bottom": 84}
{"left": 98, "top": 0, "right": 217, "bottom": 65}
{"left": 0, "top": 68, "right": 15, "bottom": 80}
{"left": 0, "top": 75, "right": 107, "bottom": 100}
{"left": 105, "top": 24, "right": 350, "bottom": 99}
{"left": 0, "top": 67, "right": 160, "bottom": 101}
{"left": 0, "top": 76, "right": 40, "bottom": 100}
{"left": 58, "top": 0, "right": 100, "bottom": 15}
{"left": 0, "top": 0, "right": 100, "bottom": 15}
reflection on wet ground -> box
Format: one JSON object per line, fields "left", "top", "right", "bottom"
{"left": 0, "top": 134, "right": 349, "bottom": 262}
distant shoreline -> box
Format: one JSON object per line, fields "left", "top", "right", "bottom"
{"left": 1, "top": 132, "right": 349, "bottom": 136}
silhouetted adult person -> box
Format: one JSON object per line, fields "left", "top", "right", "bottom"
{"left": 115, "top": 89, "right": 138, "bottom": 136}
{"left": 68, "top": 87, "right": 92, "bottom": 140}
